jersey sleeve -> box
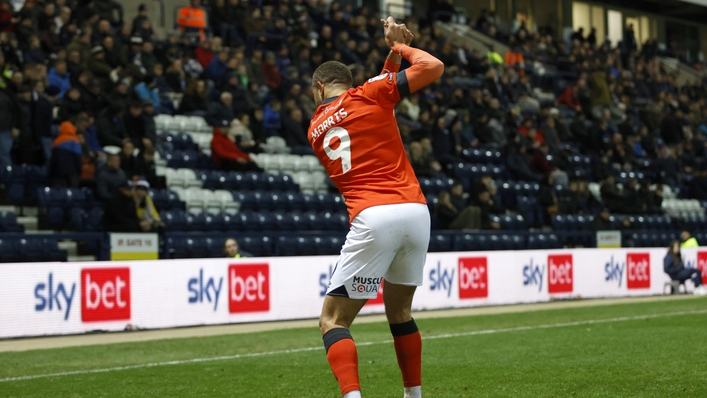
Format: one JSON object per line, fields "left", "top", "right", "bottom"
{"left": 361, "top": 72, "right": 408, "bottom": 108}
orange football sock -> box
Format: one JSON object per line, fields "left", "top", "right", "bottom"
{"left": 390, "top": 319, "right": 422, "bottom": 388}
{"left": 324, "top": 328, "right": 361, "bottom": 396}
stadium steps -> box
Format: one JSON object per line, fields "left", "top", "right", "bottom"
{"left": 58, "top": 241, "right": 96, "bottom": 262}
{"left": 17, "top": 216, "right": 38, "bottom": 232}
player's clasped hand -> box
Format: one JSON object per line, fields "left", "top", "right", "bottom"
{"left": 380, "top": 16, "right": 413, "bottom": 48}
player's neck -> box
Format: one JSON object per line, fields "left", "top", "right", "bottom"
{"left": 323, "top": 87, "right": 348, "bottom": 102}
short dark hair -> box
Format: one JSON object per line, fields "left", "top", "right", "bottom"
{"left": 312, "top": 61, "right": 352, "bottom": 87}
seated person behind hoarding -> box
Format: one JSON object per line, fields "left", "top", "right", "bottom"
{"left": 223, "top": 238, "right": 252, "bottom": 258}
{"left": 680, "top": 229, "right": 699, "bottom": 248}
{"left": 664, "top": 240, "right": 707, "bottom": 295}
{"left": 103, "top": 180, "right": 143, "bottom": 232}
{"left": 134, "top": 179, "right": 165, "bottom": 232}
{"left": 590, "top": 208, "right": 612, "bottom": 231}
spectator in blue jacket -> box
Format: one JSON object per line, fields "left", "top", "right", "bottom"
{"left": 50, "top": 120, "right": 83, "bottom": 188}
{"left": 47, "top": 60, "right": 72, "bottom": 99}
{"left": 262, "top": 99, "right": 282, "bottom": 135}
{"left": 133, "top": 75, "right": 160, "bottom": 108}
{"left": 204, "top": 50, "right": 229, "bottom": 82}
{"left": 664, "top": 240, "right": 707, "bottom": 295}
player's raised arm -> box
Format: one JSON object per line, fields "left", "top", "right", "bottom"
{"left": 379, "top": 19, "right": 408, "bottom": 75}
{"left": 393, "top": 44, "right": 444, "bottom": 96}
{"left": 381, "top": 17, "right": 444, "bottom": 96}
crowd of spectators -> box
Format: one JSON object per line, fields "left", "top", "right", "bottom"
{"left": 0, "top": 0, "right": 706, "bottom": 234}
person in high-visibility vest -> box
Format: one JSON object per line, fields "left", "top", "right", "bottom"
{"left": 680, "top": 229, "right": 699, "bottom": 248}
{"left": 223, "top": 237, "right": 253, "bottom": 258}
{"left": 177, "top": 0, "right": 207, "bottom": 39}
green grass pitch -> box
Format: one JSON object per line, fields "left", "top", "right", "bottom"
{"left": 1, "top": 297, "right": 706, "bottom": 397}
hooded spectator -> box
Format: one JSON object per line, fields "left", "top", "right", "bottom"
{"left": 49, "top": 120, "right": 83, "bottom": 188}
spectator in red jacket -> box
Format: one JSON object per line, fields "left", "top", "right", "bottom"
{"left": 210, "top": 119, "right": 262, "bottom": 172}
{"left": 531, "top": 143, "right": 569, "bottom": 186}
{"left": 262, "top": 51, "right": 281, "bottom": 90}
{"left": 557, "top": 79, "right": 586, "bottom": 111}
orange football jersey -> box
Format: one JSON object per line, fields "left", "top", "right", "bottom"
{"left": 308, "top": 72, "right": 426, "bottom": 222}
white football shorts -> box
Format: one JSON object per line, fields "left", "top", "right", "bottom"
{"left": 326, "top": 202, "right": 431, "bottom": 299}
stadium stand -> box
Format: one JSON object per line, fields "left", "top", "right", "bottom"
{"left": 0, "top": 0, "right": 705, "bottom": 261}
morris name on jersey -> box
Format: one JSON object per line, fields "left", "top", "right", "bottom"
{"left": 311, "top": 108, "right": 348, "bottom": 142}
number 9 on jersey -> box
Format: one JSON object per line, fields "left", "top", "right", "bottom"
{"left": 324, "top": 127, "right": 352, "bottom": 174}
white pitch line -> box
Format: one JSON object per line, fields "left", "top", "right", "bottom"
{"left": 1, "top": 309, "right": 706, "bottom": 383}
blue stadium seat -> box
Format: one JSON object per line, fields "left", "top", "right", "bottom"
{"left": 272, "top": 211, "right": 292, "bottom": 231}
{"left": 251, "top": 191, "right": 272, "bottom": 212}
{"left": 68, "top": 207, "right": 85, "bottom": 230}
{"left": 260, "top": 236, "right": 274, "bottom": 256}
{"left": 17, "top": 238, "right": 42, "bottom": 262}
{"left": 277, "top": 236, "right": 298, "bottom": 256}
{"left": 39, "top": 237, "right": 67, "bottom": 262}
{"left": 453, "top": 234, "right": 475, "bottom": 251}
{"left": 84, "top": 207, "right": 104, "bottom": 232}
{"left": 499, "top": 234, "right": 513, "bottom": 250}
{"left": 332, "top": 195, "right": 346, "bottom": 211}
{"left": 163, "top": 210, "right": 187, "bottom": 231}
{"left": 232, "top": 191, "right": 256, "bottom": 211}
{"left": 313, "top": 236, "right": 331, "bottom": 255}
{"left": 45, "top": 206, "right": 65, "bottom": 230}
{"left": 317, "top": 193, "right": 336, "bottom": 211}
{"left": 297, "top": 236, "right": 317, "bottom": 255}
{"left": 204, "top": 237, "right": 222, "bottom": 257}
{"left": 0, "top": 238, "right": 19, "bottom": 262}
{"left": 488, "top": 234, "right": 502, "bottom": 250}
{"left": 429, "top": 234, "right": 452, "bottom": 252}
{"left": 575, "top": 215, "right": 590, "bottom": 230}
{"left": 285, "top": 192, "right": 305, "bottom": 211}
{"left": 255, "top": 212, "right": 276, "bottom": 231}
{"left": 265, "top": 174, "right": 287, "bottom": 191}
{"left": 301, "top": 194, "right": 317, "bottom": 212}
{"left": 243, "top": 172, "right": 262, "bottom": 190}
{"left": 418, "top": 177, "right": 433, "bottom": 194}
{"left": 0, "top": 212, "right": 24, "bottom": 232}
{"left": 203, "top": 213, "right": 223, "bottom": 231}
{"left": 290, "top": 212, "right": 306, "bottom": 231}
{"left": 269, "top": 193, "right": 286, "bottom": 211}
{"left": 185, "top": 237, "right": 209, "bottom": 258}
{"left": 7, "top": 165, "right": 26, "bottom": 204}
{"left": 185, "top": 213, "right": 206, "bottom": 231}
{"left": 511, "top": 234, "right": 525, "bottom": 250}
{"left": 303, "top": 211, "right": 320, "bottom": 230}
{"left": 26, "top": 165, "right": 48, "bottom": 204}
{"left": 239, "top": 236, "right": 261, "bottom": 256}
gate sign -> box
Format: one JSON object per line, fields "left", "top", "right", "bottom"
{"left": 110, "top": 233, "right": 159, "bottom": 261}
{"left": 597, "top": 231, "right": 622, "bottom": 248}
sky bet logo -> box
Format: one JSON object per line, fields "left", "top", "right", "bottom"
{"left": 698, "top": 252, "right": 707, "bottom": 285}
{"left": 523, "top": 255, "right": 573, "bottom": 293}
{"left": 81, "top": 268, "right": 131, "bottom": 322}
{"left": 523, "top": 259, "right": 545, "bottom": 292}
{"left": 35, "top": 273, "right": 76, "bottom": 320}
{"left": 627, "top": 253, "right": 650, "bottom": 289}
{"left": 548, "top": 255, "right": 573, "bottom": 293}
{"left": 605, "top": 255, "right": 625, "bottom": 287}
{"left": 188, "top": 269, "right": 223, "bottom": 311}
{"left": 429, "top": 261, "right": 455, "bottom": 298}
{"left": 229, "top": 264, "right": 269, "bottom": 313}
{"left": 459, "top": 257, "right": 488, "bottom": 299}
